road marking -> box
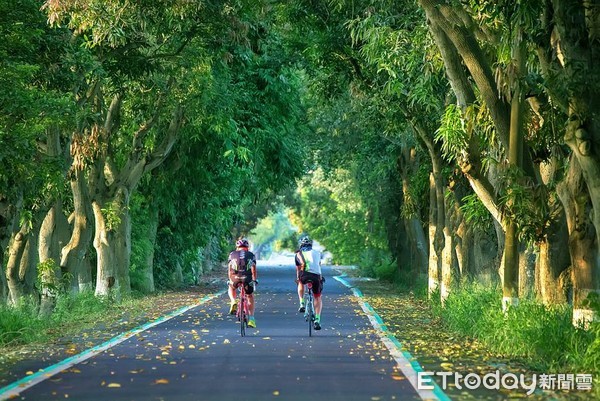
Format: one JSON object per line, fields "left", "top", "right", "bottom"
{"left": 0, "top": 290, "right": 225, "bottom": 401}
{"left": 334, "top": 275, "right": 450, "bottom": 401}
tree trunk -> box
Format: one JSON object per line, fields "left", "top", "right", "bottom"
{"left": 0, "top": 259, "right": 6, "bottom": 303}
{"left": 502, "top": 34, "right": 526, "bottom": 311}
{"left": 6, "top": 225, "right": 29, "bottom": 305}
{"left": 451, "top": 193, "right": 473, "bottom": 278}
{"left": 441, "top": 196, "right": 454, "bottom": 303}
{"left": 113, "top": 187, "right": 132, "bottom": 295}
{"left": 428, "top": 172, "right": 440, "bottom": 298}
{"left": 93, "top": 185, "right": 133, "bottom": 299}
{"left": 406, "top": 216, "right": 428, "bottom": 278}
{"left": 172, "top": 258, "right": 184, "bottom": 287}
{"left": 92, "top": 200, "right": 118, "bottom": 298}
{"left": 61, "top": 169, "right": 94, "bottom": 293}
{"left": 2, "top": 192, "right": 23, "bottom": 305}
{"left": 38, "top": 201, "right": 69, "bottom": 316}
{"left": 19, "top": 222, "right": 39, "bottom": 300}
{"left": 538, "top": 0, "right": 600, "bottom": 326}
{"left": 557, "top": 156, "right": 598, "bottom": 327}
{"left": 535, "top": 217, "right": 570, "bottom": 304}
{"left": 518, "top": 244, "right": 535, "bottom": 299}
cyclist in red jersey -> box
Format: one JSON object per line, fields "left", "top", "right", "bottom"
{"left": 227, "top": 238, "right": 258, "bottom": 328}
{"left": 295, "top": 235, "right": 324, "bottom": 330}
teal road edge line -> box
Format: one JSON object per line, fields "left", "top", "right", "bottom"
{"left": 0, "top": 290, "right": 226, "bottom": 401}
{"left": 334, "top": 275, "right": 451, "bottom": 401}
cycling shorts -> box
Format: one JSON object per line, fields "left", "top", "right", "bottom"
{"left": 230, "top": 273, "right": 254, "bottom": 295}
{"left": 299, "top": 271, "right": 323, "bottom": 295}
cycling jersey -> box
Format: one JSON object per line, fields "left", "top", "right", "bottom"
{"left": 295, "top": 249, "right": 322, "bottom": 275}
{"left": 228, "top": 250, "right": 256, "bottom": 274}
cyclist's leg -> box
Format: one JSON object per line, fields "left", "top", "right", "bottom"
{"left": 228, "top": 280, "right": 239, "bottom": 314}
{"left": 297, "top": 272, "right": 307, "bottom": 312}
{"left": 312, "top": 274, "right": 323, "bottom": 329}
{"left": 244, "top": 278, "right": 257, "bottom": 328}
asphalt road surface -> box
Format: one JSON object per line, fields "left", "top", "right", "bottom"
{"left": 2, "top": 264, "right": 428, "bottom": 401}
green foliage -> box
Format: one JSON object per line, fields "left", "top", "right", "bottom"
{"left": 100, "top": 201, "right": 123, "bottom": 232}
{"left": 363, "top": 253, "right": 397, "bottom": 282}
{"left": 0, "top": 301, "right": 44, "bottom": 346}
{"left": 37, "top": 259, "right": 72, "bottom": 296}
{"left": 580, "top": 293, "right": 600, "bottom": 373}
{"left": 250, "top": 210, "right": 296, "bottom": 258}
{"left": 129, "top": 194, "right": 156, "bottom": 293}
{"left": 435, "top": 104, "right": 468, "bottom": 163}
{"left": 432, "top": 283, "right": 599, "bottom": 374}
{"left": 0, "top": 0, "right": 75, "bottom": 212}
{"left": 292, "top": 168, "right": 392, "bottom": 270}
{"left": 459, "top": 193, "right": 494, "bottom": 232}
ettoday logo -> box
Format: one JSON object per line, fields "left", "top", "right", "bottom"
{"left": 417, "top": 371, "right": 593, "bottom": 395}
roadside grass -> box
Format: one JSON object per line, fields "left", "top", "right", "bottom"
{"left": 431, "top": 283, "right": 599, "bottom": 376}
{"left": 0, "top": 291, "right": 151, "bottom": 349}
{"left": 0, "top": 301, "right": 45, "bottom": 346}
{"left": 348, "top": 269, "right": 599, "bottom": 400}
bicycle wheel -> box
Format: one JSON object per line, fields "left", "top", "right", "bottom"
{"left": 240, "top": 299, "right": 246, "bottom": 337}
{"left": 307, "top": 294, "right": 313, "bottom": 337}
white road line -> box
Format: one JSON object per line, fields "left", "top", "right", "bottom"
{"left": 334, "top": 275, "right": 450, "bottom": 401}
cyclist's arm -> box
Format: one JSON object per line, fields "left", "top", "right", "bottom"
{"left": 295, "top": 252, "right": 305, "bottom": 280}
{"left": 228, "top": 262, "right": 235, "bottom": 282}
{"left": 227, "top": 253, "right": 237, "bottom": 283}
{"left": 251, "top": 260, "right": 257, "bottom": 281}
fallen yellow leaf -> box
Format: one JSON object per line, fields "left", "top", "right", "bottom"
{"left": 154, "top": 379, "right": 169, "bottom": 385}
{"left": 107, "top": 383, "right": 121, "bottom": 388}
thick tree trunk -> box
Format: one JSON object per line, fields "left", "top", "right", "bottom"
{"left": 6, "top": 225, "right": 29, "bottom": 305}
{"left": 92, "top": 201, "right": 118, "bottom": 298}
{"left": 92, "top": 186, "right": 133, "bottom": 299}
{"left": 6, "top": 212, "right": 43, "bottom": 306}
{"left": 61, "top": 169, "right": 94, "bottom": 293}
{"left": 19, "top": 223, "right": 39, "bottom": 299}
{"left": 557, "top": 157, "right": 598, "bottom": 326}
{"left": 533, "top": 158, "right": 571, "bottom": 304}
{"left": 1, "top": 193, "right": 22, "bottom": 304}
{"left": 38, "top": 201, "right": 69, "bottom": 316}
{"left": 535, "top": 216, "right": 571, "bottom": 304}
{"left": 88, "top": 100, "right": 182, "bottom": 299}
{"left": 538, "top": 0, "right": 600, "bottom": 326}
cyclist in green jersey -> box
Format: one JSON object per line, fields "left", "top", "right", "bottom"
{"left": 295, "top": 236, "right": 324, "bottom": 330}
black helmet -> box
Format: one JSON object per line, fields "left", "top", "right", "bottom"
{"left": 236, "top": 238, "right": 249, "bottom": 248}
{"left": 298, "top": 235, "right": 313, "bottom": 248}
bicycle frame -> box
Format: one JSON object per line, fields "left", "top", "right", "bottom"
{"left": 236, "top": 283, "right": 249, "bottom": 337}
{"left": 303, "top": 282, "right": 315, "bottom": 337}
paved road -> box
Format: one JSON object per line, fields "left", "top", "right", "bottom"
{"left": 3, "top": 265, "right": 424, "bottom": 401}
